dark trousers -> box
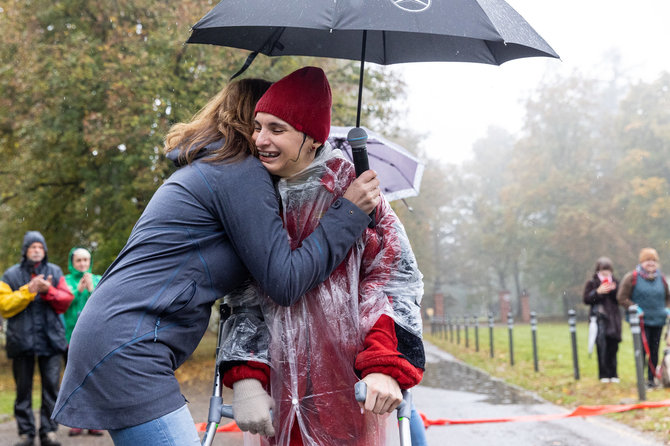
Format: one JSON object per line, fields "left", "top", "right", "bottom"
{"left": 643, "top": 324, "right": 664, "bottom": 382}
{"left": 12, "top": 354, "right": 61, "bottom": 437}
{"left": 596, "top": 334, "right": 619, "bottom": 379}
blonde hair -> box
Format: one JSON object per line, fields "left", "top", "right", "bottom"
{"left": 164, "top": 78, "right": 272, "bottom": 164}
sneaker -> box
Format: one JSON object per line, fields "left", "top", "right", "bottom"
{"left": 14, "top": 434, "right": 35, "bottom": 446}
{"left": 68, "top": 428, "right": 83, "bottom": 437}
{"left": 87, "top": 429, "right": 104, "bottom": 436}
{"left": 39, "top": 432, "right": 60, "bottom": 446}
{"left": 600, "top": 378, "right": 610, "bottom": 383}
{"left": 610, "top": 377, "right": 620, "bottom": 383}
{"left": 646, "top": 380, "right": 656, "bottom": 390}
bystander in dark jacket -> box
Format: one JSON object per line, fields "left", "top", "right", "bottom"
{"left": 583, "top": 256, "right": 621, "bottom": 382}
{"left": 0, "top": 231, "right": 74, "bottom": 446}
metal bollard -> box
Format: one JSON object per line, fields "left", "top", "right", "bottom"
{"left": 568, "top": 309, "right": 580, "bottom": 380}
{"left": 507, "top": 311, "right": 514, "bottom": 366}
{"left": 628, "top": 306, "right": 646, "bottom": 400}
{"left": 456, "top": 316, "right": 461, "bottom": 345}
{"left": 465, "top": 315, "right": 470, "bottom": 348}
{"left": 473, "top": 315, "right": 479, "bottom": 352}
{"left": 448, "top": 316, "right": 453, "bottom": 342}
{"left": 530, "top": 311, "right": 539, "bottom": 372}
{"left": 488, "top": 313, "right": 494, "bottom": 358}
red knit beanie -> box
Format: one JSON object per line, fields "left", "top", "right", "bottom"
{"left": 254, "top": 66, "right": 332, "bottom": 143}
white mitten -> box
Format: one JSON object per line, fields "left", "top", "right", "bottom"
{"left": 232, "top": 379, "right": 275, "bottom": 437}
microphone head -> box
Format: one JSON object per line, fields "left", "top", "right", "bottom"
{"left": 347, "top": 127, "right": 368, "bottom": 149}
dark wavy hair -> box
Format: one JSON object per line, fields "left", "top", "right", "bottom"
{"left": 164, "top": 78, "right": 272, "bottom": 164}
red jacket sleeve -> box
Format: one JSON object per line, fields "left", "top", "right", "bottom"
{"left": 222, "top": 361, "right": 271, "bottom": 391}
{"left": 43, "top": 276, "right": 74, "bottom": 314}
{"left": 355, "top": 314, "right": 423, "bottom": 389}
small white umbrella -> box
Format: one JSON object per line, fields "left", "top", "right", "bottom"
{"left": 587, "top": 316, "right": 598, "bottom": 357}
{"left": 329, "top": 126, "right": 424, "bottom": 202}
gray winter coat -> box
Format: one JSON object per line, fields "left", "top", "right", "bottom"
{"left": 53, "top": 151, "right": 369, "bottom": 430}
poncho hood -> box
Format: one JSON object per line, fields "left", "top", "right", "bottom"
{"left": 67, "top": 247, "right": 94, "bottom": 280}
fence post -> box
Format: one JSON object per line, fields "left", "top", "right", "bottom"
{"left": 448, "top": 316, "right": 453, "bottom": 342}
{"left": 628, "top": 306, "right": 646, "bottom": 401}
{"left": 507, "top": 311, "right": 514, "bottom": 366}
{"left": 488, "top": 313, "right": 494, "bottom": 358}
{"left": 568, "top": 309, "right": 580, "bottom": 380}
{"left": 530, "top": 311, "right": 539, "bottom": 372}
{"left": 473, "top": 315, "right": 479, "bottom": 352}
{"left": 456, "top": 315, "right": 461, "bottom": 345}
{"left": 465, "top": 315, "right": 470, "bottom": 348}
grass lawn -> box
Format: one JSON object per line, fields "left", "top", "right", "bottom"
{"left": 425, "top": 320, "right": 670, "bottom": 441}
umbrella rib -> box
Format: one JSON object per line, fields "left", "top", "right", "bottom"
{"left": 367, "top": 151, "right": 416, "bottom": 187}
{"left": 260, "top": 27, "right": 288, "bottom": 55}
{"left": 333, "top": 138, "right": 417, "bottom": 188}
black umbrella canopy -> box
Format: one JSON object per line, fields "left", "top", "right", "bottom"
{"left": 187, "top": 0, "right": 559, "bottom": 66}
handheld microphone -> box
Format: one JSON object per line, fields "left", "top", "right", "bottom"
{"left": 347, "top": 127, "right": 376, "bottom": 228}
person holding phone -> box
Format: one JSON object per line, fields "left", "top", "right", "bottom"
{"left": 583, "top": 256, "right": 622, "bottom": 383}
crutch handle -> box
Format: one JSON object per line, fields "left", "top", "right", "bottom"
{"left": 355, "top": 381, "right": 413, "bottom": 445}
{"left": 354, "top": 381, "right": 412, "bottom": 419}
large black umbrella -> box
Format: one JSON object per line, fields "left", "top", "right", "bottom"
{"left": 187, "top": 0, "right": 559, "bottom": 126}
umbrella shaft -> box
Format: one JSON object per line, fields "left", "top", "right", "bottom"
{"left": 356, "top": 30, "right": 367, "bottom": 128}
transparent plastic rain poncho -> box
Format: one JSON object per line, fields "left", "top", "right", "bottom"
{"left": 218, "top": 143, "right": 423, "bottom": 446}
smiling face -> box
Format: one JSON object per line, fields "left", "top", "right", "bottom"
{"left": 641, "top": 259, "right": 658, "bottom": 274}
{"left": 72, "top": 250, "right": 91, "bottom": 273}
{"left": 253, "top": 112, "right": 320, "bottom": 178}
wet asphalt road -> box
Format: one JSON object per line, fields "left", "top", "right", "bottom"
{"left": 416, "top": 343, "right": 663, "bottom": 446}
{"left": 0, "top": 341, "right": 664, "bottom": 445}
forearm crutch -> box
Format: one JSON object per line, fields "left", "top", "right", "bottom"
{"left": 202, "top": 303, "right": 234, "bottom": 446}
{"left": 354, "top": 381, "right": 413, "bottom": 446}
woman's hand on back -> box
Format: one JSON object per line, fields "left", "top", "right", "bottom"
{"left": 343, "top": 170, "right": 380, "bottom": 214}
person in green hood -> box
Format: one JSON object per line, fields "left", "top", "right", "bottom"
{"left": 62, "top": 247, "right": 103, "bottom": 437}
{"left": 63, "top": 248, "right": 101, "bottom": 345}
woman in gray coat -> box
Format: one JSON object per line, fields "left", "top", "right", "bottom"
{"left": 53, "top": 78, "right": 380, "bottom": 446}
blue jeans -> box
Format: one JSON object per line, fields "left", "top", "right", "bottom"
{"left": 410, "top": 404, "right": 428, "bottom": 446}
{"left": 109, "top": 405, "right": 201, "bottom": 446}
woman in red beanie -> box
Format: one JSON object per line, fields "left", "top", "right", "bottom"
{"left": 218, "top": 67, "right": 425, "bottom": 445}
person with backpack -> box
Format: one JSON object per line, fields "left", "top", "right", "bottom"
{"left": 582, "top": 257, "right": 622, "bottom": 383}
{"left": 617, "top": 248, "right": 670, "bottom": 388}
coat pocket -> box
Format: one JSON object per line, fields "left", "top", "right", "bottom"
{"left": 154, "top": 281, "right": 197, "bottom": 317}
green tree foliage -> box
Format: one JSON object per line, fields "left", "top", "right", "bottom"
{"left": 0, "top": 0, "right": 404, "bottom": 272}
